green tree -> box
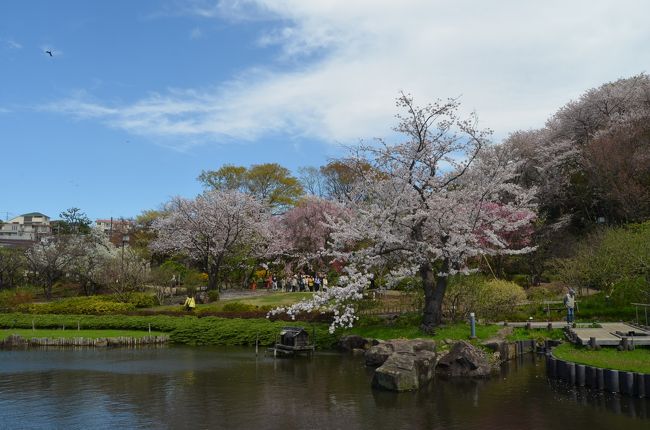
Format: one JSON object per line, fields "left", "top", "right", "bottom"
{"left": 553, "top": 222, "right": 650, "bottom": 302}
{"left": 320, "top": 159, "right": 375, "bottom": 202}
{"left": 197, "top": 165, "right": 248, "bottom": 192}
{"left": 198, "top": 163, "right": 303, "bottom": 212}
{"left": 58, "top": 207, "right": 92, "bottom": 234}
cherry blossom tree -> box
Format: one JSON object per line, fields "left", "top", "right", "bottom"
{"left": 272, "top": 93, "right": 536, "bottom": 332}
{"left": 68, "top": 228, "right": 117, "bottom": 296}
{"left": 26, "top": 236, "right": 83, "bottom": 299}
{"left": 151, "top": 190, "right": 272, "bottom": 291}
{"left": 276, "top": 196, "right": 345, "bottom": 270}
{"left": 504, "top": 74, "right": 650, "bottom": 228}
{"left": 98, "top": 245, "right": 150, "bottom": 299}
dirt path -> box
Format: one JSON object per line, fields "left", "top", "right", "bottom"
{"left": 482, "top": 326, "right": 514, "bottom": 344}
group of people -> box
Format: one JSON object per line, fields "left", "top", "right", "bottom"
{"left": 251, "top": 273, "right": 329, "bottom": 292}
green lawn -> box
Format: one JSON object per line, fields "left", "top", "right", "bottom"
{"left": 0, "top": 328, "right": 165, "bottom": 341}
{"left": 553, "top": 342, "right": 650, "bottom": 374}
{"left": 506, "top": 327, "right": 565, "bottom": 341}
{"left": 219, "top": 292, "right": 313, "bottom": 307}
{"left": 156, "top": 292, "right": 314, "bottom": 312}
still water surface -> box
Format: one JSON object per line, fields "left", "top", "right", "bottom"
{"left": 0, "top": 346, "right": 648, "bottom": 430}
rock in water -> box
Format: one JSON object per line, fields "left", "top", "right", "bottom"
{"left": 365, "top": 342, "right": 395, "bottom": 367}
{"left": 369, "top": 339, "right": 438, "bottom": 391}
{"left": 436, "top": 340, "right": 494, "bottom": 378}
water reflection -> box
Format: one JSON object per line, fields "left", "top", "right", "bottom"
{"left": 0, "top": 347, "right": 647, "bottom": 430}
{"left": 548, "top": 379, "right": 649, "bottom": 420}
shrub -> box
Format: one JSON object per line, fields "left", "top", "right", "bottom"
{"left": 444, "top": 275, "right": 526, "bottom": 322}
{"left": 207, "top": 290, "right": 220, "bottom": 302}
{"left": 0, "top": 290, "right": 34, "bottom": 311}
{"left": 220, "top": 302, "right": 271, "bottom": 313}
{"left": 17, "top": 296, "right": 135, "bottom": 315}
{"left": 510, "top": 274, "right": 530, "bottom": 288}
{"left": 119, "top": 292, "right": 157, "bottom": 308}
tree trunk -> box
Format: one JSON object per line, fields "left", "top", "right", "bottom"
{"left": 420, "top": 259, "right": 449, "bottom": 333}
{"left": 44, "top": 281, "right": 53, "bottom": 301}
{"left": 207, "top": 269, "right": 218, "bottom": 291}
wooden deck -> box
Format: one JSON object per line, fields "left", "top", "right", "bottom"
{"left": 569, "top": 322, "right": 650, "bottom": 347}
{"left": 267, "top": 343, "right": 315, "bottom": 357}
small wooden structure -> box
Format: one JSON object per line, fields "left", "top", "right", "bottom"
{"left": 268, "top": 326, "right": 315, "bottom": 357}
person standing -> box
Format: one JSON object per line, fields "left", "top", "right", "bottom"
{"left": 564, "top": 289, "right": 576, "bottom": 325}
{"left": 183, "top": 294, "right": 196, "bottom": 312}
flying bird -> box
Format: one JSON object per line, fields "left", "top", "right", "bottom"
{"left": 45, "top": 50, "right": 53, "bottom": 57}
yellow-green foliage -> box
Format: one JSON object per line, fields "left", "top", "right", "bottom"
{"left": 219, "top": 301, "right": 272, "bottom": 313}
{"left": 445, "top": 276, "right": 526, "bottom": 322}
{"left": 18, "top": 296, "right": 135, "bottom": 315}
{"left": 0, "top": 290, "right": 34, "bottom": 311}
{"left": 120, "top": 292, "right": 157, "bottom": 308}
{"left": 552, "top": 221, "right": 650, "bottom": 303}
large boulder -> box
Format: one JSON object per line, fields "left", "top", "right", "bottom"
{"left": 365, "top": 342, "right": 395, "bottom": 367}
{"left": 410, "top": 338, "right": 437, "bottom": 353}
{"left": 336, "top": 335, "right": 371, "bottom": 352}
{"left": 368, "top": 339, "right": 438, "bottom": 391}
{"left": 436, "top": 340, "right": 495, "bottom": 378}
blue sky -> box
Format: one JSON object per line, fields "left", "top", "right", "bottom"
{"left": 1, "top": 0, "right": 649, "bottom": 222}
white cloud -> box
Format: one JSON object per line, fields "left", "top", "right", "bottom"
{"left": 49, "top": 0, "right": 650, "bottom": 147}
{"left": 189, "top": 27, "right": 204, "bottom": 39}
{"left": 6, "top": 39, "right": 22, "bottom": 49}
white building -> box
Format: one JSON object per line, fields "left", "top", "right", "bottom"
{"left": 0, "top": 212, "right": 51, "bottom": 246}
{"left": 95, "top": 218, "right": 133, "bottom": 235}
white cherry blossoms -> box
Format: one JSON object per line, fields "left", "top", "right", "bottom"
{"left": 267, "top": 270, "right": 369, "bottom": 333}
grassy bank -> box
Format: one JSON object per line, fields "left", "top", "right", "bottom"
{"left": 506, "top": 327, "right": 565, "bottom": 342}
{"left": 0, "top": 310, "right": 565, "bottom": 350}
{"left": 154, "top": 291, "right": 312, "bottom": 311}
{"left": 341, "top": 313, "right": 503, "bottom": 343}
{"left": 343, "top": 322, "right": 500, "bottom": 342}
{"left": 0, "top": 328, "right": 164, "bottom": 340}
{"left": 553, "top": 343, "right": 650, "bottom": 374}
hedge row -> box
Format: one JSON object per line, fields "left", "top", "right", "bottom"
{"left": 15, "top": 293, "right": 158, "bottom": 315}
{"left": 0, "top": 313, "right": 338, "bottom": 349}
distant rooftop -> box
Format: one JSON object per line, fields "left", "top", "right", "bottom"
{"left": 20, "top": 212, "right": 48, "bottom": 218}
{"left": 96, "top": 219, "right": 133, "bottom": 224}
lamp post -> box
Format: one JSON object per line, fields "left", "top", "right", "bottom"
{"left": 121, "top": 234, "right": 130, "bottom": 287}
{"left": 469, "top": 312, "right": 477, "bottom": 339}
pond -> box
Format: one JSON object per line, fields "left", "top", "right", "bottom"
{"left": 0, "top": 346, "right": 648, "bottom": 429}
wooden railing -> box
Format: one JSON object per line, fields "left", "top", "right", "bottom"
{"left": 631, "top": 302, "right": 650, "bottom": 326}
